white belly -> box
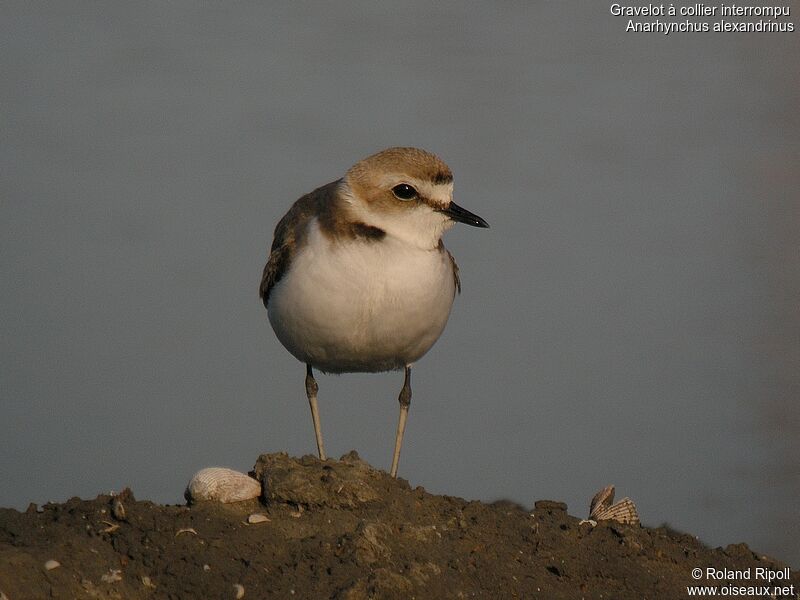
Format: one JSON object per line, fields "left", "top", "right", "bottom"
{"left": 268, "top": 220, "right": 456, "bottom": 373}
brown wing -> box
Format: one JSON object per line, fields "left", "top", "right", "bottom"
{"left": 259, "top": 180, "right": 341, "bottom": 308}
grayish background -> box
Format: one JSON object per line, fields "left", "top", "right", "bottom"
{"left": 2, "top": 3, "right": 798, "bottom": 566}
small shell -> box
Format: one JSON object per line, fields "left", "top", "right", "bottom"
{"left": 594, "top": 498, "right": 639, "bottom": 524}
{"left": 185, "top": 467, "right": 261, "bottom": 503}
{"left": 247, "top": 513, "right": 270, "bottom": 524}
{"left": 111, "top": 498, "right": 126, "bottom": 521}
{"left": 589, "top": 485, "right": 616, "bottom": 519}
{"left": 100, "top": 520, "right": 120, "bottom": 534}
{"left": 101, "top": 569, "right": 122, "bottom": 584}
{"left": 588, "top": 484, "right": 639, "bottom": 525}
{"left": 233, "top": 583, "right": 245, "bottom": 599}
{"left": 44, "top": 559, "right": 61, "bottom": 571}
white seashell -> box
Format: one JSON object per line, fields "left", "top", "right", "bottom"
{"left": 589, "top": 485, "right": 616, "bottom": 518}
{"left": 233, "top": 583, "right": 245, "bottom": 599}
{"left": 185, "top": 467, "right": 261, "bottom": 503}
{"left": 44, "top": 559, "right": 60, "bottom": 570}
{"left": 588, "top": 485, "right": 639, "bottom": 525}
{"left": 247, "top": 513, "right": 270, "bottom": 524}
{"left": 594, "top": 497, "right": 639, "bottom": 524}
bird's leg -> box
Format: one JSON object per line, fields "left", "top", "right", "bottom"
{"left": 390, "top": 365, "right": 412, "bottom": 478}
{"left": 305, "top": 364, "right": 326, "bottom": 460}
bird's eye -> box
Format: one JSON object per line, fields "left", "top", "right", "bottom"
{"left": 391, "top": 184, "right": 417, "bottom": 201}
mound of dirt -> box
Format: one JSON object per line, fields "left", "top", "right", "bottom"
{"left": 1, "top": 451, "right": 797, "bottom": 599}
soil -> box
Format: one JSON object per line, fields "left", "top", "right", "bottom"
{"left": 1, "top": 451, "right": 797, "bottom": 599}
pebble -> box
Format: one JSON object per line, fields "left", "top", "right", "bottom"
{"left": 44, "top": 560, "right": 60, "bottom": 571}
{"left": 233, "top": 583, "right": 245, "bottom": 598}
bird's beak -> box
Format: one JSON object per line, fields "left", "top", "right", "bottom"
{"left": 440, "top": 201, "right": 489, "bottom": 228}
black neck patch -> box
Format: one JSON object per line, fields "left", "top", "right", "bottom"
{"left": 350, "top": 222, "right": 386, "bottom": 241}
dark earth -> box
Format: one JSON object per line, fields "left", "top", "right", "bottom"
{"left": 1, "top": 452, "right": 797, "bottom": 599}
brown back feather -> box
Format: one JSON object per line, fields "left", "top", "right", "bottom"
{"left": 259, "top": 179, "right": 388, "bottom": 307}
{"left": 260, "top": 180, "right": 339, "bottom": 307}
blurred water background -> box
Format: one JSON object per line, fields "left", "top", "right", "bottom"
{"left": 2, "top": 2, "right": 798, "bottom": 565}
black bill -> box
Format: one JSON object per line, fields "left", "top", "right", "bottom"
{"left": 440, "top": 201, "right": 489, "bottom": 228}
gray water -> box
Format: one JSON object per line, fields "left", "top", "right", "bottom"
{"left": 2, "top": 3, "right": 798, "bottom": 566}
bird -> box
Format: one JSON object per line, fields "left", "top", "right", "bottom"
{"left": 260, "top": 147, "right": 488, "bottom": 477}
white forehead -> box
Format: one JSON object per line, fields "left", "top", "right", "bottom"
{"left": 379, "top": 173, "right": 453, "bottom": 209}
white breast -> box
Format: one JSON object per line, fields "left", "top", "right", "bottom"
{"left": 268, "top": 219, "right": 457, "bottom": 373}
